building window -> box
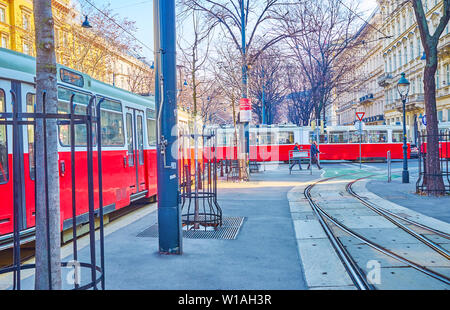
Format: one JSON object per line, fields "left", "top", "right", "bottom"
{"left": 22, "top": 13, "right": 30, "bottom": 30}
{"left": 1, "top": 34, "right": 7, "bottom": 48}
{"left": 436, "top": 69, "right": 440, "bottom": 88}
{"left": 0, "top": 7, "right": 5, "bottom": 23}
{"left": 22, "top": 41, "right": 31, "bottom": 55}
{"left": 438, "top": 110, "right": 443, "bottom": 122}
{"left": 410, "top": 41, "right": 414, "bottom": 62}
{"left": 446, "top": 64, "right": 450, "bottom": 86}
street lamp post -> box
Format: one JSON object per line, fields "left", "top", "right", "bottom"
{"left": 397, "top": 72, "right": 410, "bottom": 184}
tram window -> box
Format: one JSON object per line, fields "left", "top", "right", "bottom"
{"left": 146, "top": 109, "right": 156, "bottom": 147}
{"left": 137, "top": 115, "right": 144, "bottom": 165}
{"left": 126, "top": 113, "right": 134, "bottom": 166}
{"left": 100, "top": 100, "right": 125, "bottom": 146}
{"left": 368, "top": 130, "right": 388, "bottom": 143}
{"left": 329, "top": 131, "right": 348, "bottom": 143}
{"left": 308, "top": 132, "right": 327, "bottom": 144}
{"left": 278, "top": 131, "right": 294, "bottom": 145}
{"left": 392, "top": 131, "right": 403, "bottom": 143}
{"left": 58, "top": 87, "right": 90, "bottom": 105}
{"left": 26, "top": 93, "right": 35, "bottom": 180}
{"left": 349, "top": 131, "right": 368, "bottom": 143}
{"left": 258, "top": 132, "right": 275, "bottom": 145}
{"left": 0, "top": 89, "right": 8, "bottom": 184}
{"left": 58, "top": 101, "right": 97, "bottom": 147}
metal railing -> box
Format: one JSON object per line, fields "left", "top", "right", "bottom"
{"left": 0, "top": 92, "right": 105, "bottom": 290}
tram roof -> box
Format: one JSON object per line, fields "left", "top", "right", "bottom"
{"left": 0, "top": 48, "right": 155, "bottom": 110}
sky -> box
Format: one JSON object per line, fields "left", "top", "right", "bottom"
{"left": 80, "top": 0, "right": 379, "bottom": 61}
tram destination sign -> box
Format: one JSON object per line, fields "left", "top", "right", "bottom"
{"left": 60, "top": 68, "right": 84, "bottom": 88}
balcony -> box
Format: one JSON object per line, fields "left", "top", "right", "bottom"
{"left": 438, "top": 33, "right": 450, "bottom": 56}
{"left": 392, "top": 94, "right": 424, "bottom": 112}
{"left": 377, "top": 73, "right": 393, "bottom": 87}
{"left": 359, "top": 93, "right": 374, "bottom": 104}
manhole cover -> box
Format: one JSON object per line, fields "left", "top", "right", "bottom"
{"left": 137, "top": 217, "right": 246, "bottom": 240}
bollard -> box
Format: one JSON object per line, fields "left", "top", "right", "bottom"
{"left": 387, "top": 150, "right": 391, "bottom": 183}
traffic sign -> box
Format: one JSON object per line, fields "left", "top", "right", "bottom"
{"left": 356, "top": 112, "right": 365, "bottom": 121}
{"left": 422, "top": 115, "right": 427, "bottom": 126}
{"left": 239, "top": 98, "right": 252, "bottom": 122}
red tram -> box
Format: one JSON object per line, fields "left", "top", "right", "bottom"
{"left": 0, "top": 48, "right": 157, "bottom": 238}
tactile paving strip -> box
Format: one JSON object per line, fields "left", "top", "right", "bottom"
{"left": 137, "top": 217, "right": 245, "bottom": 240}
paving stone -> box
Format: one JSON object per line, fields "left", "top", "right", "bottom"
{"left": 371, "top": 266, "right": 450, "bottom": 290}
{"left": 296, "top": 238, "right": 354, "bottom": 288}
{"left": 293, "top": 220, "right": 327, "bottom": 239}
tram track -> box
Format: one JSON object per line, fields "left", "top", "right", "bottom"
{"left": 304, "top": 174, "right": 450, "bottom": 290}
{"left": 346, "top": 177, "right": 450, "bottom": 260}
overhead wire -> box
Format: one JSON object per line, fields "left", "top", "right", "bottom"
{"left": 81, "top": 0, "right": 154, "bottom": 54}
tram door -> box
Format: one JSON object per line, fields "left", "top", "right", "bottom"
{"left": 125, "top": 108, "right": 146, "bottom": 195}
{"left": 0, "top": 80, "right": 36, "bottom": 235}
{"left": 0, "top": 79, "right": 13, "bottom": 235}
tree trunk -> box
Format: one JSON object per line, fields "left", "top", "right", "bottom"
{"left": 423, "top": 56, "right": 445, "bottom": 195}
{"left": 33, "top": 0, "right": 62, "bottom": 289}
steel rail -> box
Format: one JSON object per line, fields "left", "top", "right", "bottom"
{"left": 304, "top": 176, "right": 374, "bottom": 290}
{"left": 347, "top": 178, "right": 450, "bottom": 240}
{"left": 346, "top": 179, "right": 450, "bottom": 260}
{"left": 306, "top": 177, "right": 450, "bottom": 287}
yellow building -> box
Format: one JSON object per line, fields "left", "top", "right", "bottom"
{"left": 379, "top": 0, "right": 450, "bottom": 142}
{"left": 0, "top": 0, "right": 153, "bottom": 95}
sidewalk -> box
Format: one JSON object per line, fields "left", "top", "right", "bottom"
{"left": 9, "top": 164, "right": 323, "bottom": 290}
{"left": 366, "top": 170, "right": 450, "bottom": 224}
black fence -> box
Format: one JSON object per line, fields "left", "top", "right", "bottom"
{"left": 179, "top": 129, "right": 222, "bottom": 230}
{"left": 0, "top": 92, "right": 105, "bottom": 290}
{"left": 416, "top": 132, "right": 450, "bottom": 195}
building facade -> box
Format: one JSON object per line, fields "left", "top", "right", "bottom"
{"left": 335, "top": 8, "right": 386, "bottom": 127}
{"left": 0, "top": 0, "right": 153, "bottom": 95}
{"left": 335, "top": 0, "right": 450, "bottom": 142}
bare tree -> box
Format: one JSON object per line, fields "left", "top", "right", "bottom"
{"left": 285, "top": 64, "right": 314, "bottom": 126}
{"left": 33, "top": 0, "right": 61, "bottom": 290}
{"left": 411, "top": 0, "right": 450, "bottom": 195}
{"left": 248, "top": 47, "right": 286, "bottom": 124}
{"left": 126, "top": 63, "right": 154, "bottom": 95}
{"left": 69, "top": 3, "right": 142, "bottom": 82}
{"left": 280, "top": 0, "right": 360, "bottom": 125}
{"left": 177, "top": 4, "right": 217, "bottom": 117}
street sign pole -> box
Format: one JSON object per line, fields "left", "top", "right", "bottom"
{"left": 154, "top": 0, "right": 182, "bottom": 255}
{"left": 355, "top": 112, "right": 365, "bottom": 170}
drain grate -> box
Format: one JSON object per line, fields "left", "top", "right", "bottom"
{"left": 137, "top": 217, "right": 245, "bottom": 240}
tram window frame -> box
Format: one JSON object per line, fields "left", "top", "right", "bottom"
{"left": 0, "top": 89, "right": 8, "bottom": 184}
{"left": 126, "top": 113, "right": 134, "bottom": 167}
{"left": 26, "top": 93, "right": 36, "bottom": 180}
{"left": 349, "top": 131, "right": 368, "bottom": 143}
{"left": 137, "top": 114, "right": 144, "bottom": 165}
{"left": 99, "top": 99, "right": 125, "bottom": 147}
{"left": 257, "top": 131, "right": 275, "bottom": 145}
{"left": 328, "top": 131, "right": 349, "bottom": 144}
{"left": 146, "top": 108, "right": 156, "bottom": 147}
{"left": 57, "top": 87, "right": 97, "bottom": 147}
{"left": 368, "top": 130, "right": 388, "bottom": 143}
{"left": 277, "top": 131, "right": 294, "bottom": 145}
{"left": 392, "top": 130, "right": 403, "bottom": 143}
{"left": 308, "top": 132, "right": 328, "bottom": 144}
